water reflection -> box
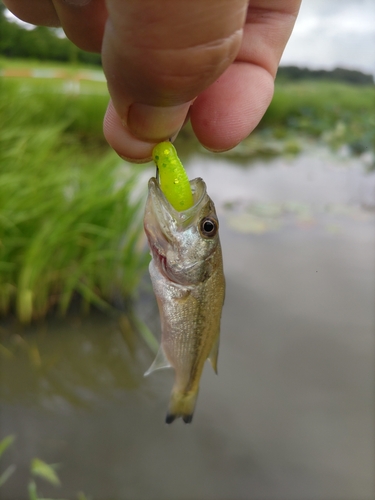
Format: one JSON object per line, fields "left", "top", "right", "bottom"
{"left": 0, "top": 315, "right": 149, "bottom": 409}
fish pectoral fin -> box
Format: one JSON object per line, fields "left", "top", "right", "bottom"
{"left": 144, "top": 345, "right": 171, "bottom": 377}
{"left": 208, "top": 335, "right": 220, "bottom": 374}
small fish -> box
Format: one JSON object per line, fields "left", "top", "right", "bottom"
{"left": 144, "top": 170, "right": 225, "bottom": 424}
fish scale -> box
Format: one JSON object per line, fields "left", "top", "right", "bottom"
{"left": 144, "top": 173, "right": 225, "bottom": 424}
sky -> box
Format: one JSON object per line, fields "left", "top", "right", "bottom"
{"left": 280, "top": 0, "right": 375, "bottom": 76}
{"left": 5, "top": 0, "right": 375, "bottom": 76}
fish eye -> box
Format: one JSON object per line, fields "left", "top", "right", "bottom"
{"left": 200, "top": 217, "right": 218, "bottom": 238}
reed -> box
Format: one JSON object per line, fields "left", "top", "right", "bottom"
{"left": 0, "top": 78, "right": 149, "bottom": 323}
{"left": 261, "top": 80, "right": 375, "bottom": 154}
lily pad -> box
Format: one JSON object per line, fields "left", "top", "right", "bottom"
{"left": 226, "top": 213, "right": 281, "bottom": 234}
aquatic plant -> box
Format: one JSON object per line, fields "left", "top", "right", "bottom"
{"left": 0, "top": 434, "right": 90, "bottom": 499}
{"left": 0, "top": 435, "right": 16, "bottom": 487}
{"left": 261, "top": 80, "right": 375, "bottom": 156}
{"left": 0, "top": 79, "right": 149, "bottom": 322}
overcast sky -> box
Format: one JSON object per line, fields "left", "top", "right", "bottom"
{"left": 281, "top": 0, "right": 375, "bottom": 76}
{"left": 5, "top": 0, "right": 375, "bottom": 76}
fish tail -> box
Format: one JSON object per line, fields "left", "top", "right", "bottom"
{"left": 165, "top": 387, "right": 199, "bottom": 424}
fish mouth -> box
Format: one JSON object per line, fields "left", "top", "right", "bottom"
{"left": 147, "top": 176, "right": 207, "bottom": 230}
{"left": 144, "top": 177, "right": 209, "bottom": 284}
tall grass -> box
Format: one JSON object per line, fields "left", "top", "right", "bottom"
{"left": 261, "top": 81, "right": 375, "bottom": 154}
{"left": 0, "top": 79, "right": 149, "bottom": 323}
{"left": 0, "top": 77, "right": 108, "bottom": 146}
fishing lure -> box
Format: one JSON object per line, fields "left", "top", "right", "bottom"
{"left": 152, "top": 142, "right": 193, "bottom": 211}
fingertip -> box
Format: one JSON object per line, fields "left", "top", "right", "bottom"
{"left": 190, "top": 63, "right": 274, "bottom": 152}
{"left": 127, "top": 102, "right": 191, "bottom": 143}
{"left": 103, "top": 100, "right": 156, "bottom": 163}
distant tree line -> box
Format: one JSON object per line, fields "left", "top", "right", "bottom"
{"left": 277, "top": 65, "right": 374, "bottom": 85}
{"left": 0, "top": 4, "right": 101, "bottom": 65}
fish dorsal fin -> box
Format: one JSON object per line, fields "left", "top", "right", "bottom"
{"left": 208, "top": 335, "right": 220, "bottom": 374}
{"left": 144, "top": 345, "right": 171, "bottom": 377}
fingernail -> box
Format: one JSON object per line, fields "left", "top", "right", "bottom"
{"left": 204, "top": 146, "right": 232, "bottom": 153}
{"left": 119, "top": 154, "right": 153, "bottom": 164}
{"left": 127, "top": 102, "right": 192, "bottom": 142}
{"left": 63, "top": 0, "right": 91, "bottom": 6}
{"left": 104, "top": 100, "right": 156, "bottom": 162}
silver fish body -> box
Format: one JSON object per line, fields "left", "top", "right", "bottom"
{"left": 144, "top": 177, "right": 225, "bottom": 423}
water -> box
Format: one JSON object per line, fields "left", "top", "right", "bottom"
{"left": 1, "top": 148, "right": 374, "bottom": 500}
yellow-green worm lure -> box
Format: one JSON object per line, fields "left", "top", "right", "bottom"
{"left": 152, "top": 142, "right": 194, "bottom": 212}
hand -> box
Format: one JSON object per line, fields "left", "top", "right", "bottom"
{"left": 3, "top": 0, "right": 301, "bottom": 162}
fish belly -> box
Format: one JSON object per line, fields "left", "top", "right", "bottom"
{"left": 148, "top": 259, "right": 224, "bottom": 422}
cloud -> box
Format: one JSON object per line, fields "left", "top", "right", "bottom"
{"left": 281, "top": 0, "right": 375, "bottom": 75}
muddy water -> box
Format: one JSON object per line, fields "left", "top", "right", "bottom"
{"left": 0, "top": 148, "right": 374, "bottom": 500}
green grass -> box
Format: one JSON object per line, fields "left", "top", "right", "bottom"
{"left": 260, "top": 80, "right": 375, "bottom": 154}
{"left": 0, "top": 56, "right": 69, "bottom": 70}
{"left": 0, "top": 78, "right": 108, "bottom": 147}
{"left": 0, "top": 78, "right": 149, "bottom": 323}
{"left": 0, "top": 56, "right": 101, "bottom": 72}
{"left": 2, "top": 59, "right": 373, "bottom": 156}
{"left": 218, "top": 80, "right": 375, "bottom": 161}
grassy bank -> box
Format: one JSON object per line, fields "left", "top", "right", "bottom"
{"left": 0, "top": 76, "right": 108, "bottom": 148}
{"left": 264, "top": 80, "right": 374, "bottom": 151}
{"left": 0, "top": 56, "right": 101, "bottom": 72}
{"left": 0, "top": 78, "right": 148, "bottom": 323}
{"left": 2, "top": 58, "right": 373, "bottom": 156}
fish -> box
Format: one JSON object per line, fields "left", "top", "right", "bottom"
{"left": 144, "top": 175, "right": 225, "bottom": 424}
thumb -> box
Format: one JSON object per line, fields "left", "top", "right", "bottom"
{"left": 102, "top": 0, "right": 248, "bottom": 158}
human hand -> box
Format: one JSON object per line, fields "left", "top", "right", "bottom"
{"left": 4, "top": 0, "right": 301, "bottom": 162}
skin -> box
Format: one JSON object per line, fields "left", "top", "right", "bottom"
{"left": 3, "top": 0, "right": 302, "bottom": 162}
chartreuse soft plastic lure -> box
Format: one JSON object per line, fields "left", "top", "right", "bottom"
{"left": 152, "top": 142, "right": 194, "bottom": 211}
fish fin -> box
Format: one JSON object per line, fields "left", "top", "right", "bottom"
{"left": 208, "top": 335, "right": 220, "bottom": 374}
{"left": 165, "top": 388, "right": 199, "bottom": 425}
{"left": 144, "top": 345, "right": 171, "bottom": 377}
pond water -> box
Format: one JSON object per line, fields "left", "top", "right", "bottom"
{"left": 1, "top": 147, "right": 374, "bottom": 500}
